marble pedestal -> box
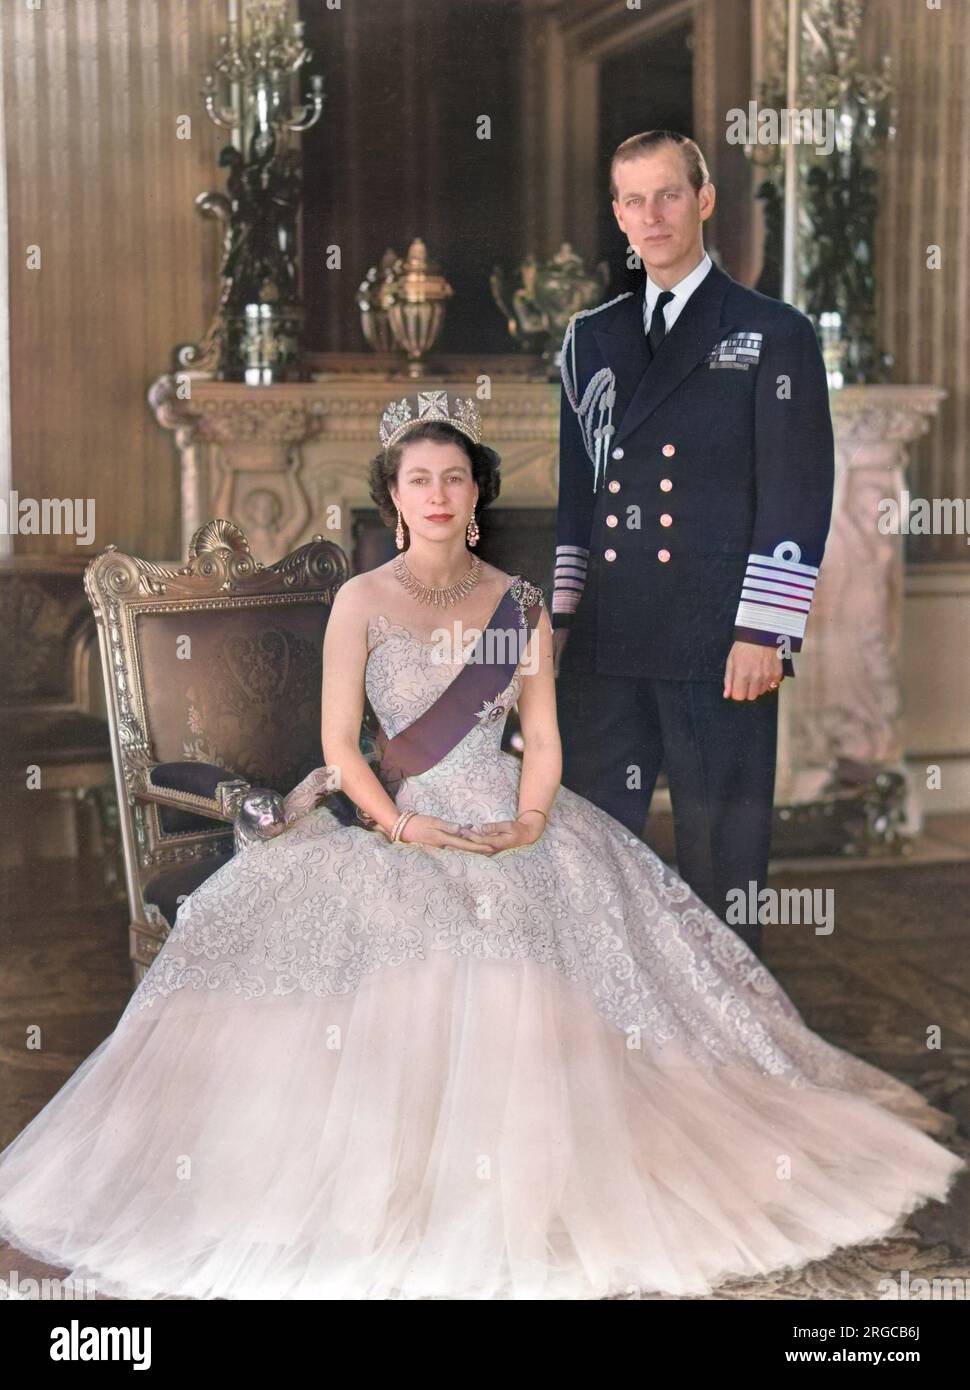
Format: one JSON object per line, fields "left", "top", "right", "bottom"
{"left": 777, "top": 385, "right": 946, "bottom": 843}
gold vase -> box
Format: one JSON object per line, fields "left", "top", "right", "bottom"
{"left": 380, "top": 238, "right": 454, "bottom": 379}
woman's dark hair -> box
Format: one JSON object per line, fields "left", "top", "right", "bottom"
{"left": 368, "top": 420, "right": 502, "bottom": 531}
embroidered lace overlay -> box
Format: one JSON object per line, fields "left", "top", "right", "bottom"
{"left": 120, "top": 579, "right": 943, "bottom": 1118}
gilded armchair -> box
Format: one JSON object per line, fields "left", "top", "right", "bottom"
{"left": 84, "top": 519, "right": 350, "bottom": 982}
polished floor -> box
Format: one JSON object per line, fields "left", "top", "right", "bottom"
{"left": 1, "top": 818, "right": 968, "bottom": 1301}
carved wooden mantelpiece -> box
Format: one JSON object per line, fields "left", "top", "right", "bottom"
{"left": 148, "top": 361, "right": 561, "bottom": 568}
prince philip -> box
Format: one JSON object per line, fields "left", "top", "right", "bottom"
{"left": 553, "top": 130, "right": 835, "bottom": 957}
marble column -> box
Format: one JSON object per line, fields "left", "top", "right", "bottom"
{"left": 777, "top": 385, "right": 946, "bottom": 829}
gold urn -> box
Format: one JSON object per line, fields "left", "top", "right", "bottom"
{"left": 379, "top": 238, "right": 454, "bottom": 379}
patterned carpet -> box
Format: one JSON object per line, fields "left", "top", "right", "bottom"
{"left": 675, "top": 859, "right": 970, "bottom": 1301}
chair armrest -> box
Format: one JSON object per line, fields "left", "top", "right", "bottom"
{"left": 133, "top": 759, "right": 244, "bottom": 821}
{"left": 134, "top": 760, "right": 287, "bottom": 847}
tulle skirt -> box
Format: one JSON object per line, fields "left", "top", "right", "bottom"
{"left": 0, "top": 949, "right": 963, "bottom": 1300}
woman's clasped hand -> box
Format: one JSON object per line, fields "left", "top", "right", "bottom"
{"left": 394, "top": 811, "right": 545, "bottom": 853}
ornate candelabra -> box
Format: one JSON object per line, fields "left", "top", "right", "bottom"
{"left": 177, "top": 1, "right": 325, "bottom": 383}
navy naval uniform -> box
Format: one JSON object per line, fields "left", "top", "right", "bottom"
{"left": 553, "top": 254, "right": 834, "bottom": 955}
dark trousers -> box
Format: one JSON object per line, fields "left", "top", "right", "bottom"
{"left": 556, "top": 649, "right": 778, "bottom": 958}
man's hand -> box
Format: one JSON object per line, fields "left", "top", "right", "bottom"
{"left": 552, "top": 629, "right": 570, "bottom": 679}
{"left": 723, "top": 640, "right": 784, "bottom": 701}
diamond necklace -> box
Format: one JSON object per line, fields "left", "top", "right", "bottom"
{"left": 392, "top": 551, "right": 483, "bottom": 606}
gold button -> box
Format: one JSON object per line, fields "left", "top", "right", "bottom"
{"left": 660, "top": 478, "right": 673, "bottom": 492}
{"left": 662, "top": 444, "right": 676, "bottom": 457}
{"left": 605, "top": 514, "right": 618, "bottom": 527}
{"left": 657, "top": 548, "right": 670, "bottom": 562}
{"left": 660, "top": 513, "right": 673, "bottom": 527}
{"left": 604, "top": 548, "right": 617, "bottom": 561}
{"left": 612, "top": 447, "right": 624, "bottom": 460}
{"left": 608, "top": 479, "right": 620, "bottom": 493}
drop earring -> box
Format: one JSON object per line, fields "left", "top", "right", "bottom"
{"left": 466, "top": 511, "right": 479, "bottom": 547}
{"left": 395, "top": 507, "right": 405, "bottom": 550}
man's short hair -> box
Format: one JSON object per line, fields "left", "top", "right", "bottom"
{"left": 609, "top": 130, "right": 710, "bottom": 200}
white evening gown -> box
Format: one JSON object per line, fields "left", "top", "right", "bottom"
{"left": 0, "top": 579, "right": 964, "bottom": 1301}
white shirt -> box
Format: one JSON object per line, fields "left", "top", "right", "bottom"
{"left": 643, "top": 251, "right": 713, "bottom": 337}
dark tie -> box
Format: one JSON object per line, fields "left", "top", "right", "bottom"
{"left": 647, "top": 290, "right": 675, "bottom": 357}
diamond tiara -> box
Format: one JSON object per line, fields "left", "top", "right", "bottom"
{"left": 378, "top": 390, "right": 483, "bottom": 451}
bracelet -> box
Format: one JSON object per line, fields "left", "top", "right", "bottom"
{"left": 388, "top": 809, "right": 417, "bottom": 843}
{"left": 516, "top": 808, "right": 548, "bottom": 825}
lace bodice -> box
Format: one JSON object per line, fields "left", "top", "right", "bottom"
{"left": 365, "top": 615, "right": 524, "bottom": 742}
{"left": 362, "top": 576, "right": 538, "bottom": 804}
